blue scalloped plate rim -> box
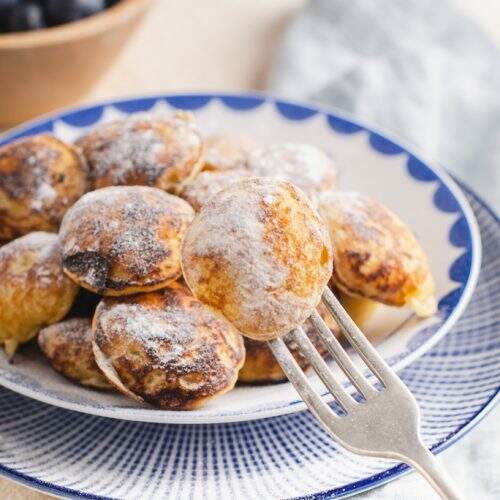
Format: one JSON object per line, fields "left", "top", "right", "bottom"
{"left": 0, "top": 92, "right": 483, "bottom": 424}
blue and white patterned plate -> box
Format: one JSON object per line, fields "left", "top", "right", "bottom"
{"left": 0, "top": 94, "right": 482, "bottom": 424}
{"left": 0, "top": 184, "right": 497, "bottom": 499}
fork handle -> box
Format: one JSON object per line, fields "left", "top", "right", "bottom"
{"left": 401, "top": 442, "right": 465, "bottom": 500}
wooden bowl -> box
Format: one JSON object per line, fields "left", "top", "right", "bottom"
{"left": 0, "top": 0, "right": 153, "bottom": 128}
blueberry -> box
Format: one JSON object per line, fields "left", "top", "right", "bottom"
{"left": 0, "top": 0, "right": 17, "bottom": 11}
{"left": 0, "top": 0, "right": 17, "bottom": 10}
{"left": 0, "top": 0, "right": 17, "bottom": 31}
{"left": 43, "top": 0, "right": 106, "bottom": 27}
{"left": 2, "top": 2, "right": 46, "bottom": 32}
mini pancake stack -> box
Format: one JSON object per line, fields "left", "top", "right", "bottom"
{"left": 0, "top": 112, "right": 437, "bottom": 408}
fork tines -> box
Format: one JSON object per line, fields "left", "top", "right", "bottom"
{"left": 267, "top": 287, "right": 463, "bottom": 499}
{"left": 267, "top": 285, "right": 406, "bottom": 419}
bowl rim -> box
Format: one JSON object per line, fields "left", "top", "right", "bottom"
{"left": 0, "top": 92, "right": 483, "bottom": 425}
{"left": 0, "top": 0, "right": 153, "bottom": 49}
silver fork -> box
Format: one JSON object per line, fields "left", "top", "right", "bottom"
{"left": 267, "top": 286, "right": 463, "bottom": 500}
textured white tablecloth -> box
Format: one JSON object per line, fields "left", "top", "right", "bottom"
{"left": 269, "top": 1, "right": 500, "bottom": 497}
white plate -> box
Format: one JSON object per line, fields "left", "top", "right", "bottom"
{"left": 0, "top": 93, "right": 481, "bottom": 424}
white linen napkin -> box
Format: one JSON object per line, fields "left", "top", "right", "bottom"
{"left": 268, "top": 0, "right": 500, "bottom": 211}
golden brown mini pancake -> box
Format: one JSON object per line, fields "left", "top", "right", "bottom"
{"left": 60, "top": 186, "right": 194, "bottom": 296}
{"left": 246, "top": 143, "right": 337, "bottom": 204}
{"left": 238, "top": 301, "right": 340, "bottom": 383}
{"left": 76, "top": 113, "right": 203, "bottom": 193}
{"left": 39, "top": 318, "right": 113, "bottom": 390}
{"left": 182, "top": 177, "right": 333, "bottom": 341}
{"left": 0, "top": 232, "right": 79, "bottom": 356}
{"left": 92, "top": 283, "right": 245, "bottom": 410}
{"left": 179, "top": 169, "right": 251, "bottom": 212}
{"left": 0, "top": 134, "right": 88, "bottom": 240}
{"left": 319, "top": 191, "right": 436, "bottom": 317}
{"left": 202, "top": 134, "right": 255, "bottom": 172}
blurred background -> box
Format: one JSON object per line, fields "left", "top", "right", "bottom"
{"left": 56, "top": 0, "right": 500, "bottom": 99}
{"left": 2, "top": 0, "right": 499, "bottom": 101}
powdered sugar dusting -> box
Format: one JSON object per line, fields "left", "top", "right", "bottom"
{"left": 0, "top": 231, "right": 57, "bottom": 262}
{"left": 183, "top": 177, "right": 330, "bottom": 337}
{"left": 0, "top": 232, "right": 66, "bottom": 289}
{"left": 31, "top": 182, "right": 57, "bottom": 211}
{"left": 247, "top": 143, "right": 337, "bottom": 202}
{"left": 180, "top": 169, "right": 251, "bottom": 212}
{"left": 262, "top": 194, "right": 275, "bottom": 205}
{"left": 0, "top": 136, "right": 61, "bottom": 211}
{"left": 98, "top": 301, "right": 198, "bottom": 368}
{"left": 84, "top": 126, "right": 167, "bottom": 184}
{"left": 76, "top": 113, "right": 202, "bottom": 188}
{"left": 60, "top": 186, "right": 194, "bottom": 291}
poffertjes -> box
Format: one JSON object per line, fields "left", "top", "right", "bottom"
{"left": 92, "top": 283, "right": 245, "bottom": 410}
{"left": 0, "top": 232, "right": 78, "bottom": 356}
{"left": 179, "top": 169, "right": 251, "bottom": 212}
{"left": 76, "top": 113, "right": 203, "bottom": 194}
{"left": 246, "top": 143, "right": 337, "bottom": 204}
{"left": 60, "top": 186, "right": 194, "bottom": 296}
{"left": 202, "top": 134, "right": 255, "bottom": 172}
{"left": 181, "top": 177, "right": 333, "bottom": 341}
{"left": 319, "top": 191, "right": 436, "bottom": 317}
{"left": 39, "top": 318, "right": 113, "bottom": 390}
{"left": 0, "top": 134, "right": 88, "bottom": 240}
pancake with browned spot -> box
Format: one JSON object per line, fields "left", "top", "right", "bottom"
{"left": 39, "top": 318, "right": 113, "bottom": 390}
{"left": 60, "top": 186, "right": 194, "bottom": 296}
{"left": 76, "top": 113, "right": 203, "bottom": 194}
{"left": 0, "top": 134, "right": 88, "bottom": 240}
{"left": 92, "top": 283, "right": 245, "bottom": 410}
{"left": 319, "top": 190, "right": 436, "bottom": 317}
{"left": 182, "top": 177, "right": 333, "bottom": 341}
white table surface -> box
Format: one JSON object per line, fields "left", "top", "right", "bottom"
{"left": 1, "top": 0, "right": 498, "bottom": 498}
